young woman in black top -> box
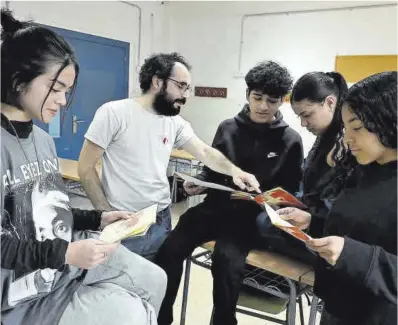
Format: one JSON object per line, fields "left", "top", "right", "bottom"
{"left": 1, "top": 9, "right": 166, "bottom": 325}
{"left": 278, "top": 71, "right": 397, "bottom": 325}
{"left": 290, "top": 71, "right": 349, "bottom": 224}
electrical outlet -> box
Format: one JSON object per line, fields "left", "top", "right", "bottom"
{"left": 233, "top": 72, "right": 245, "bottom": 79}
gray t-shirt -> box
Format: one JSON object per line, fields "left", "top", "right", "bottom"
{"left": 1, "top": 125, "right": 84, "bottom": 325}
{"left": 85, "top": 99, "right": 194, "bottom": 212}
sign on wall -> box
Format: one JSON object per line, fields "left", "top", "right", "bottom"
{"left": 195, "top": 86, "right": 227, "bottom": 98}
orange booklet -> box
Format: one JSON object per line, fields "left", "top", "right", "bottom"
{"left": 231, "top": 187, "right": 307, "bottom": 209}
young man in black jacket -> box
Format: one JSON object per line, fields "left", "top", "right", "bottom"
{"left": 156, "top": 61, "right": 303, "bottom": 325}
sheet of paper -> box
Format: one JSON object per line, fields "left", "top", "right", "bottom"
{"left": 174, "top": 172, "right": 236, "bottom": 192}
{"left": 264, "top": 203, "right": 312, "bottom": 242}
{"left": 134, "top": 203, "right": 157, "bottom": 225}
{"left": 230, "top": 192, "right": 256, "bottom": 200}
{"left": 99, "top": 204, "right": 157, "bottom": 243}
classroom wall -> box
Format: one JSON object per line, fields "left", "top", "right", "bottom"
{"left": 6, "top": 0, "right": 170, "bottom": 97}
{"left": 164, "top": 1, "right": 398, "bottom": 156}
{"left": 6, "top": 1, "right": 398, "bottom": 157}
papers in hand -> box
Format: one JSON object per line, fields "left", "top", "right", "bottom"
{"left": 264, "top": 203, "right": 312, "bottom": 242}
{"left": 174, "top": 172, "right": 236, "bottom": 192}
{"left": 175, "top": 172, "right": 311, "bottom": 242}
{"left": 175, "top": 173, "right": 307, "bottom": 209}
{"left": 99, "top": 204, "right": 157, "bottom": 243}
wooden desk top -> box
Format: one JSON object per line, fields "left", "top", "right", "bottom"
{"left": 201, "top": 241, "right": 315, "bottom": 286}
{"left": 59, "top": 158, "right": 80, "bottom": 181}
{"left": 59, "top": 149, "right": 194, "bottom": 181}
{"left": 58, "top": 158, "right": 101, "bottom": 181}
{"left": 170, "top": 149, "right": 196, "bottom": 161}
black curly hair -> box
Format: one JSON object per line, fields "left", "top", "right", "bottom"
{"left": 344, "top": 71, "right": 397, "bottom": 149}
{"left": 139, "top": 52, "right": 191, "bottom": 93}
{"left": 1, "top": 8, "right": 79, "bottom": 116}
{"left": 322, "top": 71, "right": 397, "bottom": 198}
{"left": 245, "top": 61, "right": 293, "bottom": 98}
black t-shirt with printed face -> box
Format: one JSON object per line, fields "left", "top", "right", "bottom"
{"left": 1, "top": 117, "right": 85, "bottom": 325}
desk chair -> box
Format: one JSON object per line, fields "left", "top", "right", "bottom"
{"left": 179, "top": 242, "right": 320, "bottom": 325}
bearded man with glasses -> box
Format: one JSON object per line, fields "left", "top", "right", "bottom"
{"left": 79, "top": 52, "right": 260, "bottom": 261}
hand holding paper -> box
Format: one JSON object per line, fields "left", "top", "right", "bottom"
{"left": 276, "top": 207, "right": 312, "bottom": 230}
{"left": 183, "top": 181, "right": 205, "bottom": 196}
{"left": 231, "top": 168, "right": 261, "bottom": 193}
{"left": 264, "top": 203, "right": 313, "bottom": 242}
{"left": 306, "top": 236, "right": 345, "bottom": 266}
{"left": 100, "top": 211, "right": 137, "bottom": 230}
{"left": 99, "top": 204, "right": 157, "bottom": 243}
{"left": 65, "top": 239, "right": 119, "bottom": 269}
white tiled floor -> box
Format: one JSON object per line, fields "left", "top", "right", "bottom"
{"left": 69, "top": 194, "right": 321, "bottom": 325}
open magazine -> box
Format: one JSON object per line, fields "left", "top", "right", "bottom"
{"left": 174, "top": 172, "right": 307, "bottom": 209}
{"left": 175, "top": 172, "right": 311, "bottom": 243}
{"left": 231, "top": 187, "right": 307, "bottom": 209}
{"left": 99, "top": 204, "right": 157, "bottom": 243}
{"left": 263, "top": 203, "right": 313, "bottom": 242}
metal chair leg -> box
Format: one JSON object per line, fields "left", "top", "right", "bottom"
{"left": 180, "top": 258, "right": 192, "bottom": 325}
{"left": 286, "top": 278, "right": 297, "bottom": 325}
{"left": 298, "top": 295, "right": 305, "bottom": 325}
{"left": 308, "top": 295, "right": 320, "bottom": 325}
{"left": 304, "top": 292, "right": 312, "bottom": 306}
{"left": 171, "top": 175, "right": 177, "bottom": 203}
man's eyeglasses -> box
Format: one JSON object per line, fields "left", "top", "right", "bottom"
{"left": 168, "top": 78, "right": 192, "bottom": 94}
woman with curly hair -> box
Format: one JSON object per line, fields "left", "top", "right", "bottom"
{"left": 278, "top": 71, "right": 397, "bottom": 324}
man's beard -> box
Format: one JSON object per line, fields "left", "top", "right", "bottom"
{"left": 153, "top": 90, "right": 186, "bottom": 117}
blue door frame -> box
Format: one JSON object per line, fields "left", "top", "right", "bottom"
{"left": 34, "top": 24, "right": 130, "bottom": 160}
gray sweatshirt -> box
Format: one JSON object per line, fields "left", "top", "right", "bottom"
{"left": 1, "top": 121, "right": 85, "bottom": 325}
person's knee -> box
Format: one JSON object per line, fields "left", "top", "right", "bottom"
{"left": 121, "top": 298, "right": 151, "bottom": 325}
{"left": 60, "top": 286, "right": 154, "bottom": 325}
{"left": 211, "top": 242, "right": 247, "bottom": 275}
{"left": 256, "top": 211, "right": 275, "bottom": 237}
{"left": 113, "top": 294, "right": 155, "bottom": 325}
{"left": 157, "top": 265, "right": 168, "bottom": 297}
{"left": 146, "top": 261, "right": 168, "bottom": 298}
{"left": 156, "top": 231, "right": 193, "bottom": 266}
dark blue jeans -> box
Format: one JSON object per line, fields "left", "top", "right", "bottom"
{"left": 122, "top": 205, "right": 172, "bottom": 262}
